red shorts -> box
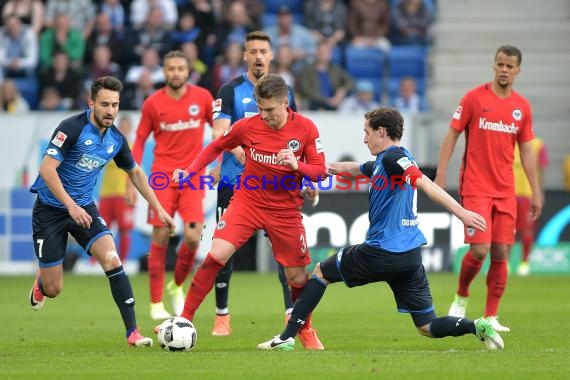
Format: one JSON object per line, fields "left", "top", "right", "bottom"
{"left": 516, "top": 196, "right": 535, "bottom": 233}
{"left": 213, "top": 200, "right": 311, "bottom": 267}
{"left": 99, "top": 196, "right": 134, "bottom": 230}
{"left": 461, "top": 195, "right": 516, "bottom": 245}
{"left": 148, "top": 185, "right": 204, "bottom": 226}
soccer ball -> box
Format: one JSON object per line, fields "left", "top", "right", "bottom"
{"left": 157, "top": 316, "right": 197, "bottom": 352}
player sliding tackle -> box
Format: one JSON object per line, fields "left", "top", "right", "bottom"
{"left": 257, "top": 106, "right": 504, "bottom": 351}
{"left": 170, "top": 74, "right": 327, "bottom": 349}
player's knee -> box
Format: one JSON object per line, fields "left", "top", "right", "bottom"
{"left": 42, "top": 280, "right": 62, "bottom": 298}
{"left": 417, "top": 324, "right": 431, "bottom": 337}
{"left": 183, "top": 236, "right": 200, "bottom": 250}
{"left": 287, "top": 272, "right": 309, "bottom": 288}
{"left": 99, "top": 250, "right": 121, "bottom": 270}
{"left": 470, "top": 245, "right": 490, "bottom": 260}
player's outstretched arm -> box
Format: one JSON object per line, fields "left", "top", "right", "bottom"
{"left": 127, "top": 165, "right": 175, "bottom": 232}
{"left": 39, "top": 155, "right": 93, "bottom": 229}
{"left": 326, "top": 162, "right": 362, "bottom": 177}
{"left": 173, "top": 138, "right": 227, "bottom": 183}
{"left": 416, "top": 174, "right": 487, "bottom": 232}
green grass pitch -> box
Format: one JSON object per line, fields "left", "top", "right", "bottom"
{"left": 0, "top": 272, "right": 568, "bottom": 380}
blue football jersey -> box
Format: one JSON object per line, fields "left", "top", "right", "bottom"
{"left": 214, "top": 73, "right": 297, "bottom": 185}
{"left": 30, "top": 111, "right": 135, "bottom": 208}
{"left": 361, "top": 146, "right": 427, "bottom": 252}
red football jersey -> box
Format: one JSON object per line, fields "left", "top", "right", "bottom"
{"left": 132, "top": 84, "right": 214, "bottom": 177}
{"left": 450, "top": 83, "right": 534, "bottom": 197}
{"left": 216, "top": 110, "right": 325, "bottom": 209}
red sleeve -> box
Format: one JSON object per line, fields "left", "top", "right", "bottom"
{"left": 131, "top": 102, "right": 154, "bottom": 164}
{"left": 185, "top": 138, "right": 224, "bottom": 173}
{"left": 186, "top": 120, "right": 243, "bottom": 172}
{"left": 296, "top": 123, "right": 326, "bottom": 181}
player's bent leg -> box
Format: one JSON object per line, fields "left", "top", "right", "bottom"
{"left": 474, "top": 318, "right": 504, "bottom": 349}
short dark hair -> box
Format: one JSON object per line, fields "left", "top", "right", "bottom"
{"left": 245, "top": 31, "right": 271, "bottom": 46}
{"left": 254, "top": 74, "right": 288, "bottom": 101}
{"left": 163, "top": 50, "right": 189, "bottom": 66}
{"left": 495, "top": 45, "right": 522, "bottom": 65}
{"left": 364, "top": 107, "right": 404, "bottom": 141}
{"left": 90, "top": 76, "right": 123, "bottom": 100}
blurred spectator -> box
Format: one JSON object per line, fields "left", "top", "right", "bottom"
{"left": 125, "top": 47, "right": 164, "bottom": 86}
{"left": 127, "top": 5, "right": 173, "bottom": 64}
{"left": 177, "top": 0, "right": 218, "bottom": 65}
{"left": 38, "top": 50, "right": 83, "bottom": 109}
{"left": 87, "top": 44, "right": 122, "bottom": 82}
{"left": 271, "top": 44, "right": 296, "bottom": 88}
{"left": 339, "top": 79, "right": 379, "bottom": 113}
{"left": 264, "top": 4, "right": 317, "bottom": 73}
{"left": 215, "top": 0, "right": 253, "bottom": 53}
{"left": 212, "top": 40, "right": 245, "bottom": 94}
{"left": 0, "top": 14, "right": 38, "bottom": 78}
{"left": 130, "top": 0, "right": 178, "bottom": 31}
{"left": 296, "top": 40, "right": 354, "bottom": 111}
{"left": 180, "top": 40, "right": 213, "bottom": 92}
{"left": 170, "top": 11, "right": 202, "bottom": 47}
{"left": 39, "top": 12, "right": 85, "bottom": 68}
{"left": 392, "top": 76, "right": 427, "bottom": 114}
{"left": 38, "top": 86, "right": 67, "bottom": 110}
{"left": 303, "top": 0, "right": 347, "bottom": 46}
{"left": 84, "top": 11, "right": 128, "bottom": 67}
{"left": 1, "top": 0, "right": 45, "bottom": 35}
{"left": 98, "top": 0, "right": 127, "bottom": 35}
{"left": 121, "top": 68, "right": 156, "bottom": 110}
{"left": 390, "top": 0, "right": 434, "bottom": 45}
{"left": 44, "top": 0, "right": 96, "bottom": 38}
{"left": 221, "top": 0, "right": 264, "bottom": 30}
{"left": 347, "top": 0, "right": 391, "bottom": 52}
{"left": 0, "top": 79, "right": 30, "bottom": 113}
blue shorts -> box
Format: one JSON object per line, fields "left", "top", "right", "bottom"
{"left": 320, "top": 243, "right": 436, "bottom": 326}
{"left": 32, "top": 199, "right": 111, "bottom": 268}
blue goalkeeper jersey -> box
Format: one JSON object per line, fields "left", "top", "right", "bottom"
{"left": 213, "top": 73, "right": 297, "bottom": 185}
{"left": 360, "top": 145, "right": 426, "bottom": 253}
{"left": 30, "top": 111, "right": 135, "bottom": 208}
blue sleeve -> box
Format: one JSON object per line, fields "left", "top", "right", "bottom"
{"left": 382, "top": 148, "right": 414, "bottom": 177}
{"left": 360, "top": 161, "right": 375, "bottom": 177}
{"left": 44, "top": 115, "right": 83, "bottom": 161}
{"left": 112, "top": 130, "right": 136, "bottom": 170}
{"left": 214, "top": 82, "right": 234, "bottom": 120}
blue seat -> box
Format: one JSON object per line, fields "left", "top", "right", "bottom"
{"left": 344, "top": 46, "right": 385, "bottom": 79}
{"left": 388, "top": 46, "right": 428, "bottom": 80}
{"left": 12, "top": 77, "right": 39, "bottom": 110}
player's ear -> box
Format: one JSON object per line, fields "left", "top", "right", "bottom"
{"left": 87, "top": 98, "right": 94, "bottom": 110}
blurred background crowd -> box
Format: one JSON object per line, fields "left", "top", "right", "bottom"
{"left": 0, "top": 0, "right": 435, "bottom": 113}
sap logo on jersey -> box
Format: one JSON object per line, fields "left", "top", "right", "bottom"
{"left": 76, "top": 154, "right": 106, "bottom": 172}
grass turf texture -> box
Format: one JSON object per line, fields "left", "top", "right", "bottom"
{"left": 0, "top": 273, "right": 568, "bottom": 380}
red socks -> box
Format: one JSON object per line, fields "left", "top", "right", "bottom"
{"left": 148, "top": 243, "right": 167, "bottom": 303}
{"left": 181, "top": 254, "right": 224, "bottom": 321}
{"left": 485, "top": 258, "right": 508, "bottom": 317}
{"left": 457, "top": 251, "right": 484, "bottom": 297}
{"left": 174, "top": 244, "right": 197, "bottom": 286}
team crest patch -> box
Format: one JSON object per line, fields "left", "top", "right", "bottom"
{"left": 106, "top": 143, "right": 114, "bottom": 154}
{"left": 466, "top": 227, "right": 476, "bottom": 237}
{"left": 287, "top": 139, "right": 301, "bottom": 152}
{"left": 512, "top": 109, "right": 522, "bottom": 121}
{"left": 51, "top": 131, "right": 67, "bottom": 147}
{"left": 452, "top": 105, "right": 462, "bottom": 120}
{"left": 216, "top": 220, "right": 226, "bottom": 230}
{"left": 188, "top": 104, "right": 200, "bottom": 116}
